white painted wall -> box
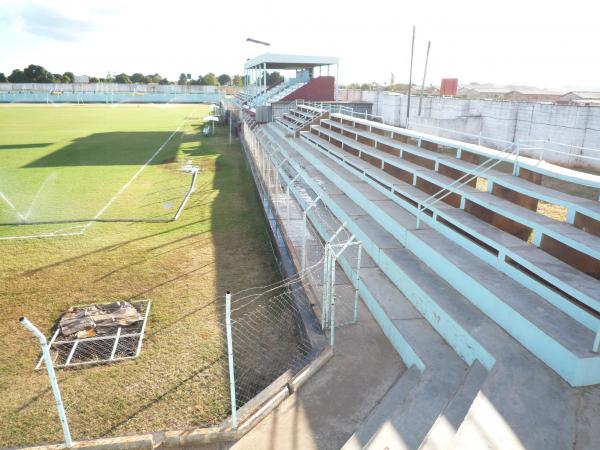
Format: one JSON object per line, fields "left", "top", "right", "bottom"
{"left": 339, "top": 89, "right": 600, "bottom": 169}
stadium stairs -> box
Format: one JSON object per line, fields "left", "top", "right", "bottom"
{"left": 275, "top": 104, "right": 330, "bottom": 136}
{"left": 244, "top": 80, "right": 308, "bottom": 108}
{"left": 245, "top": 104, "right": 600, "bottom": 449}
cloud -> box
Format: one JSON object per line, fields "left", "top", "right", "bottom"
{"left": 2, "top": 2, "right": 101, "bottom": 42}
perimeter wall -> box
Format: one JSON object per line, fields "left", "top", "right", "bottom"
{"left": 339, "top": 89, "right": 600, "bottom": 169}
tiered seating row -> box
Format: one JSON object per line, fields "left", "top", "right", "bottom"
{"left": 260, "top": 122, "right": 600, "bottom": 388}
{"left": 331, "top": 113, "right": 600, "bottom": 195}
{"left": 300, "top": 126, "right": 600, "bottom": 331}
{"left": 318, "top": 118, "right": 600, "bottom": 274}
{"left": 325, "top": 117, "right": 600, "bottom": 237}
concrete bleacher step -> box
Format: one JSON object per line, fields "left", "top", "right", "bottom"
{"left": 275, "top": 105, "right": 328, "bottom": 135}
{"left": 418, "top": 361, "right": 488, "bottom": 450}
{"left": 256, "top": 122, "right": 586, "bottom": 448}
{"left": 327, "top": 226, "right": 470, "bottom": 450}
{"left": 320, "top": 117, "right": 600, "bottom": 239}
{"left": 261, "top": 123, "right": 600, "bottom": 386}
{"left": 343, "top": 365, "right": 422, "bottom": 450}
{"left": 313, "top": 122, "right": 600, "bottom": 246}
{"left": 330, "top": 112, "right": 600, "bottom": 193}
{"left": 266, "top": 82, "right": 307, "bottom": 105}
{"left": 301, "top": 129, "right": 600, "bottom": 328}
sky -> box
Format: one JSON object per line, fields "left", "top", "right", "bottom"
{"left": 0, "top": 0, "right": 599, "bottom": 90}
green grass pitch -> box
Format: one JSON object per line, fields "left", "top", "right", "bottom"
{"left": 0, "top": 104, "right": 280, "bottom": 446}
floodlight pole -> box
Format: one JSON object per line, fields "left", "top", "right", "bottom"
{"left": 225, "top": 291, "right": 238, "bottom": 429}
{"left": 418, "top": 41, "right": 431, "bottom": 117}
{"left": 20, "top": 317, "right": 73, "bottom": 448}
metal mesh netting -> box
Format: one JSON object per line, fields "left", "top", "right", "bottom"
{"left": 44, "top": 268, "right": 321, "bottom": 442}
{"left": 39, "top": 301, "right": 150, "bottom": 369}
{"left": 242, "top": 116, "right": 362, "bottom": 329}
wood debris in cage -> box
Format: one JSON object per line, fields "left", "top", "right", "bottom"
{"left": 35, "top": 300, "right": 151, "bottom": 370}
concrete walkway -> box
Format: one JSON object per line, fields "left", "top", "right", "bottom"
{"left": 231, "top": 302, "right": 405, "bottom": 450}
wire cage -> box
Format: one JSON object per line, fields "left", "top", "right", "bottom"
{"left": 35, "top": 300, "right": 151, "bottom": 370}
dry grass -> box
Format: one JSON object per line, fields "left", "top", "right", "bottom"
{"left": 536, "top": 200, "right": 568, "bottom": 222}
{"left": 0, "top": 106, "right": 280, "bottom": 446}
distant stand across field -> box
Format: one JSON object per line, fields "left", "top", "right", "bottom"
{"left": 0, "top": 92, "right": 223, "bottom": 104}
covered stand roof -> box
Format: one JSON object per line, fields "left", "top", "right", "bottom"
{"left": 244, "top": 53, "right": 339, "bottom": 70}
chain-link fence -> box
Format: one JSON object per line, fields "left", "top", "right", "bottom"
{"left": 239, "top": 113, "right": 363, "bottom": 331}
{"left": 20, "top": 265, "right": 324, "bottom": 446}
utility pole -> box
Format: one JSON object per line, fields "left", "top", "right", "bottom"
{"left": 406, "top": 26, "right": 416, "bottom": 127}
{"left": 418, "top": 40, "right": 431, "bottom": 116}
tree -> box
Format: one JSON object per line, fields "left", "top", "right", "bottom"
{"left": 146, "top": 73, "right": 162, "bottom": 84}
{"left": 114, "top": 73, "right": 131, "bottom": 84}
{"left": 218, "top": 74, "right": 231, "bottom": 86}
{"left": 23, "top": 64, "right": 53, "bottom": 82}
{"left": 8, "top": 69, "right": 27, "bottom": 83}
{"left": 360, "top": 83, "right": 371, "bottom": 90}
{"left": 52, "top": 73, "right": 64, "bottom": 83}
{"left": 201, "top": 72, "right": 218, "bottom": 86}
{"left": 130, "top": 73, "right": 147, "bottom": 83}
{"left": 266, "top": 71, "right": 284, "bottom": 87}
{"left": 159, "top": 77, "right": 170, "bottom": 85}
{"left": 189, "top": 75, "right": 203, "bottom": 85}
{"left": 232, "top": 75, "right": 243, "bottom": 87}
{"left": 178, "top": 73, "right": 187, "bottom": 85}
{"left": 0, "top": 73, "right": 6, "bottom": 82}
{"left": 89, "top": 76, "right": 99, "bottom": 83}
{"left": 62, "top": 72, "right": 74, "bottom": 83}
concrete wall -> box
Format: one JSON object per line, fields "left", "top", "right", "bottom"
{"left": 0, "top": 92, "right": 223, "bottom": 104}
{"left": 338, "top": 90, "right": 600, "bottom": 169}
{"left": 282, "top": 77, "right": 335, "bottom": 102}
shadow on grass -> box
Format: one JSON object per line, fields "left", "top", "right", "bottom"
{"left": 10, "top": 124, "right": 290, "bottom": 444}
{"left": 21, "top": 217, "right": 211, "bottom": 276}
{"left": 0, "top": 143, "right": 53, "bottom": 150}
{"left": 24, "top": 132, "right": 177, "bottom": 167}
{"left": 99, "top": 357, "right": 224, "bottom": 436}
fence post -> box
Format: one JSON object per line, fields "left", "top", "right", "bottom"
{"left": 329, "top": 249, "right": 337, "bottom": 347}
{"left": 301, "top": 210, "right": 308, "bottom": 272}
{"left": 321, "top": 244, "right": 331, "bottom": 331}
{"left": 512, "top": 140, "right": 521, "bottom": 176}
{"left": 20, "top": 317, "right": 73, "bottom": 448}
{"left": 353, "top": 243, "right": 362, "bottom": 323}
{"left": 225, "top": 291, "right": 238, "bottom": 429}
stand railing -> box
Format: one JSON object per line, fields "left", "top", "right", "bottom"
{"left": 415, "top": 141, "right": 519, "bottom": 229}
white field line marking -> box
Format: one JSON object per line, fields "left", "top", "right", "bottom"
{"left": 0, "top": 190, "right": 26, "bottom": 221}
{"left": 0, "top": 112, "right": 195, "bottom": 241}
{"left": 82, "top": 118, "right": 188, "bottom": 231}
{"left": 0, "top": 223, "right": 86, "bottom": 241}
{"left": 0, "top": 230, "right": 84, "bottom": 241}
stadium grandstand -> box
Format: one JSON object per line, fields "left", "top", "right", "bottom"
{"left": 229, "top": 51, "right": 600, "bottom": 450}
